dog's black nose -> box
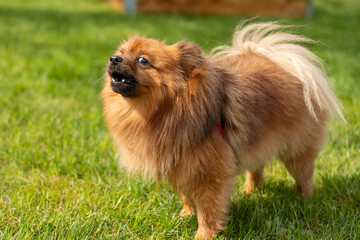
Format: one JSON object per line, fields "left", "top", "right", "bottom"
{"left": 110, "top": 56, "right": 123, "bottom": 65}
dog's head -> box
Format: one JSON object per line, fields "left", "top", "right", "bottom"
{"left": 106, "top": 38, "right": 205, "bottom": 101}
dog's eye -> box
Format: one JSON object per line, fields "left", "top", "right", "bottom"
{"left": 137, "top": 57, "right": 148, "bottom": 65}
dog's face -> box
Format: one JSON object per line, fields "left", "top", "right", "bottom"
{"left": 107, "top": 38, "right": 204, "bottom": 100}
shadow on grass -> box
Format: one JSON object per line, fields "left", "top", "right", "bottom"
{"left": 217, "top": 173, "right": 360, "bottom": 239}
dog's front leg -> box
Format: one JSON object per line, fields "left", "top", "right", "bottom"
{"left": 193, "top": 177, "right": 234, "bottom": 239}
{"left": 180, "top": 192, "right": 196, "bottom": 217}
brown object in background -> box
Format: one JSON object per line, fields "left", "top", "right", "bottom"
{"left": 105, "top": 0, "right": 311, "bottom": 16}
{"left": 138, "top": 0, "right": 309, "bottom": 16}
{"left": 106, "top": 0, "right": 123, "bottom": 11}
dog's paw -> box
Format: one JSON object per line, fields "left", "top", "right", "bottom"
{"left": 195, "top": 228, "right": 217, "bottom": 239}
{"left": 179, "top": 206, "right": 195, "bottom": 217}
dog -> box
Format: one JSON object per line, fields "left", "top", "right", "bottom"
{"left": 101, "top": 22, "right": 343, "bottom": 239}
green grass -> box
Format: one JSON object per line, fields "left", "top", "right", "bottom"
{"left": 0, "top": 0, "right": 359, "bottom": 238}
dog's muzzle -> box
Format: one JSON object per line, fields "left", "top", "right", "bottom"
{"left": 108, "top": 56, "right": 137, "bottom": 97}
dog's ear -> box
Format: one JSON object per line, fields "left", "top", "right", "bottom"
{"left": 174, "top": 41, "right": 204, "bottom": 76}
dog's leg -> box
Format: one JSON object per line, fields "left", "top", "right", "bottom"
{"left": 280, "top": 124, "right": 326, "bottom": 197}
{"left": 244, "top": 166, "right": 264, "bottom": 195}
{"left": 180, "top": 193, "right": 196, "bottom": 217}
{"left": 281, "top": 143, "right": 324, "bottom": 197}
{"left": 193, "top": 179, "right": 234, "bottom": 239}
{"left": 281, "top": 149, "right": 318, "bottom": 197}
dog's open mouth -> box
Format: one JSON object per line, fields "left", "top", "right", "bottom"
{"left": 111, "top": 74, "right": 134, "bottom": 85}
{"left": 109, "top": 72, "right": 137, "bottom": 97}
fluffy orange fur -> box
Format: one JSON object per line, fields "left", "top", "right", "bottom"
{"left": 102, "top": 23, "right": 342, "bottom": 239}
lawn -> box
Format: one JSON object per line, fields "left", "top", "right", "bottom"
{"left": 0, "top": 0, "right": 359, "bottom": 239}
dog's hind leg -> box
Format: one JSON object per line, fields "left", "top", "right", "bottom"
{"left": 281, "top": 150, "right": 317, "bottom": 197}
{"left": 280, "top": 126, "right": 326, "bottom": 197}
{"left": 244, "top": 166, "right": 265, "bottom": 195}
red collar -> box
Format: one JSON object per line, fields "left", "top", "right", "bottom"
{"left": 216, "top": 121, "right": 224, "bottom": 138}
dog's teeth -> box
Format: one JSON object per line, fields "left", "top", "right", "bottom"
{"left": 121, "top": 79, "right": 125, "bottom": 83}
{"left": 112, "top": 78, "right": 115, "bottom": 82}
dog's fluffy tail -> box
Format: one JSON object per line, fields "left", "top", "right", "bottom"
{"left": 212, "top": 22, "right": 344, "bottom": 121}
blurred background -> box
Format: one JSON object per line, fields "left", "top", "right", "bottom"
{"left": 107, "top": 0, "right": 313, "bottom": 16}
{"left": 0, "top": 0, "right": 359, "bottom": 239}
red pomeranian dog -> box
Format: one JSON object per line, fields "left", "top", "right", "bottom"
{"left": 102, "top": 22, "right": 343, "bottom": 239}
